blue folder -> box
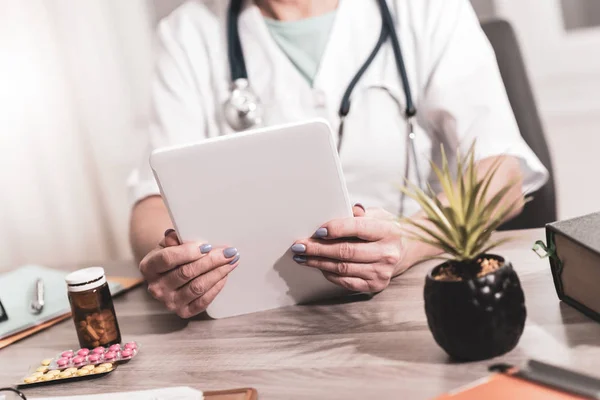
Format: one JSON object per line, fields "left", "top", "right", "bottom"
{"left": 0, "top": 265, "right": 123, "bottom": 340}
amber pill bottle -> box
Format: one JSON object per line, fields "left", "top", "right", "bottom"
{"left": 65, "top": 267, "right": 122, "bottom": 349}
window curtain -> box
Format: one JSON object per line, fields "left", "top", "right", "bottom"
{"left": 0, "top": 0, "right": 154, "bottom": 268}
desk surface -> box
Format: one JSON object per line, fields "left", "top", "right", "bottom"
{"left": 1, "top": 228, "right": 600, "bottom": 399}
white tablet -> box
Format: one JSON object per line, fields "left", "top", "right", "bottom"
{"left": 150, "top": 119, "right": 353, "bottom": 318}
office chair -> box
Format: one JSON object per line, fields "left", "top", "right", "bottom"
{"left": 481, "top": 19, "right": 558, "bottom": 230}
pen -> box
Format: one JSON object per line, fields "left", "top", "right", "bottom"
{"left": 490, "top": 359, "right": 600, "bottom": 399}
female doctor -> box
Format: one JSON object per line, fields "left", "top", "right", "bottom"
{"left": 128, "top": 0, "right": 548, "bottom": 318}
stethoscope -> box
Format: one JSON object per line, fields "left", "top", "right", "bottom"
{"left": 223, "top": 0, "right": 423, "bottom": 215}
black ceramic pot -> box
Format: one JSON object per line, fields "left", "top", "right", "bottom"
{"left": 423, "top": 255, "right": 526, "bottom": 361}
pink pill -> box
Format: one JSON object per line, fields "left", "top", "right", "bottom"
{"left": 57, "top": 358, "right": 69, "bottom": 367}
{"left": 61, "top": 350, "right": 74, "bottom": 358}
{"left": 72, "top": 356, "right": 85, "bottom": 364}
{"left": 121, "top": 349, "right": 133, "bottom": 358}
{"left": 104, "top": 351, "right": 116, "bottom": 360}
{"left": 124, "top": 342, "right": 137, "bottom": 350}
{"left": 92, "top": 347, "right": 105, "bottom": 354}
{"left": 77, "top": 348, "right": 90, "bottom": 357}
{"left": 108, "top": 344, "right": 120, "bottom": 352}
{"left": 88, "top": 353, "right": 101, "bottom": 362}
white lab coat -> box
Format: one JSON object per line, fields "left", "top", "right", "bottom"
{"left": 128, "top": 0, "right": 549, "bottom": 217}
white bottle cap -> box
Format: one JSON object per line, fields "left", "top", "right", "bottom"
{"left": 65, "top": 266, "right": 107, "bottom": 292}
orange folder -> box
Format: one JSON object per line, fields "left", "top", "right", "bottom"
{"left": 436, "top": 373, "right": 589, "bottom": 399}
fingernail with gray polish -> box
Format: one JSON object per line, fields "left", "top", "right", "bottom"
{"left": 229, "top": 254, "right": 240, "bottom": 265}
{"left": 200, "top": 244, "right": 212, "bottom": 254}
{"left": 164, "top": 228, "right": 175, "bottom": 236}
{"left": 293, "top": 255, "right": 307, "bottom": 263}
{"left": 223, "top": 247, "right": 238, "bottom": 258}
{"left": 291, "top": 244, "right": 306, "bottom": 253}
{"left": 314, "top": 227, "right": 328, "bottom": 238}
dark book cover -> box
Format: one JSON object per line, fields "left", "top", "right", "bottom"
{"left": 538, "top": 212, "right": 600, "bottom": 323}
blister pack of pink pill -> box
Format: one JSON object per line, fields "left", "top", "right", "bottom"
{"left": 17, "top": 342, "right": 140, "bottom": 388}
{"left": 48, "top": 341, "right": 139, "bottom": 370}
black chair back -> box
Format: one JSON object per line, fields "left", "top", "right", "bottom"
{"left": 481, "top": 19, "right": 558, "bottom": 229}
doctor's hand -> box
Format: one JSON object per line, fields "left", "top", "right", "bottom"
{"left": 291, "top": 205, "right": 408, "bottom": 293}
{"left": 138, "top": 230, "right": 240, "bottom": 318}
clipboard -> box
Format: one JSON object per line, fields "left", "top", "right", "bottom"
{"left": 0, "top": 273, "right": 142, "bottom": 350}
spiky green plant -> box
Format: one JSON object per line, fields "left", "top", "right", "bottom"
{"left": 398, "top": 142, "right": 527, "bottom": 266}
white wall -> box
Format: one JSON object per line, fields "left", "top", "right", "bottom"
{"left": 0, "top": 1, "right": 153, "bottom": 269}
{"left": 561, "top": 0, "right": 600, "bottom": 31}
{"left": 492, "top": 0, "right": 600, "bottom": 220}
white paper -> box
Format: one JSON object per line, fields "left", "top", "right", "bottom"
{"left": 30, "top": 386, "right": 203, "bottom": 400}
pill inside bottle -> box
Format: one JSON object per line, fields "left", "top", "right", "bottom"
{"left": 65, "top": 267, "right": 122, "bottom": 349}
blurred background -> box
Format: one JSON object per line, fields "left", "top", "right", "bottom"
{"left": 0, "top": 0, "right": 598, "bottom": 268}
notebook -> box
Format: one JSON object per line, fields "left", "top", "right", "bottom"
{"left": 437, "top": 374, "right": 587, "bottom": 399}
{"left": 533, "top": 211, "right": 600, "bottom": 323}
{"left": 436, "top": 360, "right": 600, "bottom": 399}
{"left": 0, "top": 265, "right": 143, "bottom": 348}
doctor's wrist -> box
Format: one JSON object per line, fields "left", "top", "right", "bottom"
{"left": 395, "top": 218, "right": 443, "bottom": 275}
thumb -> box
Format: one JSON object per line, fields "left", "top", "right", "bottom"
{"left": 162, "top": 229, "right": 181, "bottom": 247}
{"left": 353, "top": 203, "right": 366, "bottom": 217}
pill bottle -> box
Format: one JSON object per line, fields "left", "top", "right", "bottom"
{"left": 65, "top": 267, "right": 122, "bottom": 349}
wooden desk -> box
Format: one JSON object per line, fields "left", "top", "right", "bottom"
{"left": 1, "top": 229, "right": 600, "bottom": 399}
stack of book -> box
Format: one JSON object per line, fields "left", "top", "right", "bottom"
{"left": 535, "top": 211, "right": 600, "bottom": 323}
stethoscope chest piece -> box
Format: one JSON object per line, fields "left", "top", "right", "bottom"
{"left": 223, "top": 78, "right": 263, "bottom": 131}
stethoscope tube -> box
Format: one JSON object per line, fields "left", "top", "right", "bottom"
{"left": 337, "top": 6, "right": 389, "bottom": 152}
{"left": 227, "top": 0, "right": 416, "bottom": 127}
{"left": 339, "top": 0, "right": 415, "bottom": 120}
{"left": 227, "top": 0, "right": 247, "bottom": 80}
{"left": 225, "top": 0, "right": 422, "bottom": 215}
{"left": 377, "top": 0, "right": 416, "bottom": 118}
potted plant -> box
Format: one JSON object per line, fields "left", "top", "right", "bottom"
{"left": 399, "top": 143, "right": 527, "bottom": 361}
